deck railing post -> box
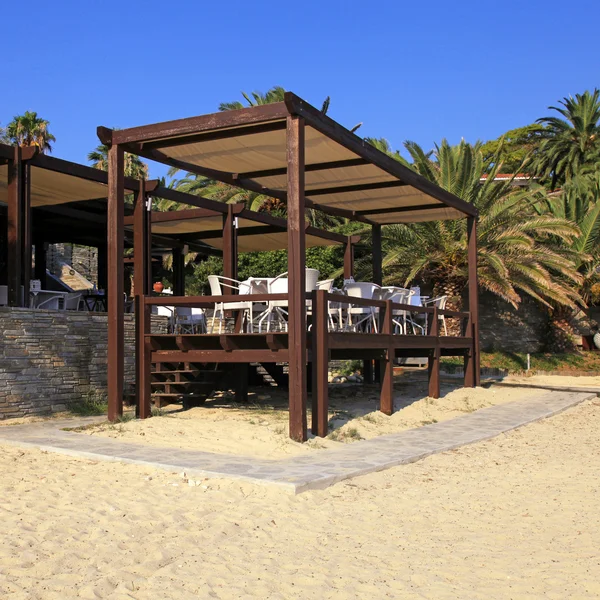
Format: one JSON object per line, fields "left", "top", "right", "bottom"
{"left": 428, "top": 306, "right": 440, "bottom": 398}
{"left": 286, "top": 114, "right": 308, "bottom": 442}
{"left": 467, "top": 216, "right": 480, "bottom": 386}
{"left": 107, "top": 143, "right": 125, "bottom": 422}
{"left": 464, "top": 314, "right": 476, "bottom": 388}
{"left": 380, "top": 299, "right": 394, "bottom": 415}
{"left": 7, "top": 146, "right": 23, "bottom": 306}
{"left": 311, "top": 289, "right": 329, "bottom": 436}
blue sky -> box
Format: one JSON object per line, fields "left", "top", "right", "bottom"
{"left": 2, "top": 0, "right": 598, "bottom": 178}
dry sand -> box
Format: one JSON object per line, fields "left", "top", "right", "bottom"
{"left": 78, "top": 377, "right": 545, "bottom": 458}
{"left": 1, "top": 398, "right": 599, "bottom": 599}
{"left": 506, "top": 374, "right": 600, "bottom": 388}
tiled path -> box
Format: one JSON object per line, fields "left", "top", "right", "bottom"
{"left": 0, "top": 391, "right": 594, "bottom": 494}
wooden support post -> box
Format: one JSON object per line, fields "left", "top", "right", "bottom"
{"left": 372, "top": 224, "right": 383, "bottom": 382}
{"left": 311, "top": 289, "right": 329, "bottom": 436}
{"left": 363, "top": 360, "right": 373, "bottom": 384}
{"left": 222, "top": 203, "right": 237, "bottom": 281}
{"left": 380, "top": 300, "right": 394, "bottom": 415}
{"left": 343, "top": 236, "right": 354, "bottom": 280}
{"left": 34, "top": 239, "right": 47, "bottom": 288}
{"left": 467, "top": 217, "right": 480, "bottom": 386}
{"left": 7, "top": 146, "right": 22, "bottom": 306}
{"left": 172, "top": 247, "right": 185, "bottom": 296}
{"left": 21, "top": 162, "right": 31, "bottom": 299}
{"left": 428, "top": 306, "right": 441, "bottom": 398}
{"left": 134, "top": 180, "right": 152, "bottom": 419}
{"left": 286, "top": 115, "right": 308, "bottom": 442}
{"left": 107, "top": 144, "right": 125, "bottom": 422}
{"left": 234, "top": 364, "right": 249, "bottom": 403}
{"left": 372, "top": 224, "right": 382, "bottom": 286}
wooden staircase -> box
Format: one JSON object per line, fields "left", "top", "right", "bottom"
{"left": 151, "top": 362, "right": 224, "bottom": 408}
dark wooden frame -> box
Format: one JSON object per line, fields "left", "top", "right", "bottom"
{"left": 96, "top": 94, "right": 480, "bottom": 442}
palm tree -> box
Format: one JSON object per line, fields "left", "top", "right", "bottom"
{"left": 533, "top": 89, "right": 600, "bottom": 189}
{"left": 365, "top": 137, "right": 410, "bottom": 165}
{"left": 535, "top": 164, "right": 600, "bottom": 303}
{"left": 375, "top": 139, "right": 583, "bottom": 311}
{"left": 5, "top": 111, "right": 56, "bottom": 153}
{"left": 88, "top": 142, "right": 149, "bottom": 179}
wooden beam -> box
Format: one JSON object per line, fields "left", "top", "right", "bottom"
{"left": 105, "top": 103, "right": 289, "bottom": 146}
{"left": 344, "top": 236, "right": 354, "bottom": 279}
{"left": 239, "top": 157, "right": 369, "bottom": 180}
{"left": 311, "top": 289, "right": 329, "bottom": 437}
{"left": 107, "top": 145, "right": 125, "bottom": 422}
{"left": 175, "top": 224, "right": 282, "bottom": 241}
{"left": 143, "top": 120, "right": 287, "bottom": 150}
{"left": 150, "top": 185, "right": 233, "bottom": 213}
{"left": 304, "top": 198, "right": 376, "bottom": 225}
{"left": 287, "top": 115, "right": 308, "bottom": 443}
{"left": 307, "top": 180, "right": 408, "bottom": 197}
{"left": 467, "top": 217, "right": 480, "bottom": 386}
{"left": 7, "top": 146, "right": 22, "bottom": 306}
{"left": 27, "top": 152, "right": 155, "bottom": 193}
{"left": 284, "top": 92, "right": 478, "bottom": 218}
{"left": 356, "top": 203, "right": 443, "bottom": 216}
{"left": 123, "top": 207, "right": 220, "bottom": 226}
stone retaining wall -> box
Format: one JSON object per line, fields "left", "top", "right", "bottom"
{"left": 0, "top": 307, "right": 167, "bottom": 419}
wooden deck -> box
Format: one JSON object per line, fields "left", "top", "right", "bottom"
{"left": 140, "top": 290, "right": 477, "bottom": 439}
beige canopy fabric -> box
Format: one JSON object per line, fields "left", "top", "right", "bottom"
{"left": 141, "top": 215, "right": 340, "bottom": 253}
{"left": 156, "top": 122, "right": 467, "bottom": 223}
{"left": 0, "top": 164, "right": 109, "bottom": 207}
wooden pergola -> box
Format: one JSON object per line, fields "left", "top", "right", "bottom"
{"left": 98, "top": 93, "right": 481, "bottom": 442}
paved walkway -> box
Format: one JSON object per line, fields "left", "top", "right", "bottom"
{"left": 0, "top": 390, "right": 594, "bottom": 494}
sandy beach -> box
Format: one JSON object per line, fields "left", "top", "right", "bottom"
{"left": 0, "top": 396, "right": 598, "bottom": 598}
{"left": 75, "top": 378, "right": 544, "bottom": 458}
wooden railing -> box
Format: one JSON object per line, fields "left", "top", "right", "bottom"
{"left": 142, "top": 291, "right": 472, "bottom": 337}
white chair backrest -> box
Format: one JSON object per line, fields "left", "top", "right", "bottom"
{"left": 270, "top": 277, "right": 288, "bottom": 294}
{"left": 435, "top": 296, "right": 447, "bottom": 310}
{"left": 191, "top": 307, "right": 205, "bottom": 316}
{"left": 0, "top": 285, "right": 7, "bottom": 306}
{"left": 64, "top": 293, "right": 82, "bottom": 310}
{"left": 239, "top": 279, "right": 251, "bottom": 295}
{"left": 344, "top": 282, "right": 379, "bottom": 299}
{"left": 207, "top": 275, "right": 222, "bottom": 296}
{"left": 408, "top": 289, "right": 422, "bottom": 306}
{"left": 156, "top": 305, "right": 174, "bottom": 318}
{"left": 305, "top": 268, "right": 320, "bottom": 292}
{"left": 316, "top": 278, "right": 334, "bottom": 292}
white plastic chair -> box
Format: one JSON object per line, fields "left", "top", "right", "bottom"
{"left": 174, "top": 307, "right": 195, "bottom": 334}
{"left": 207, "top": 275, "right": 254, "bottom": 333}
{"left": 343, "top": 282, "right": 380, "bottom": 332}
{"left": 423, "top": 295, "right": 448, "bottom": 335}
{"left": 257, "top": 269, "right": 320, "bottom": 333}
{"left": 152, "top": 305, "right": 175, "bottom": 332}
{"left": 63, "top": 292, "right": 83, "bottom": 311}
